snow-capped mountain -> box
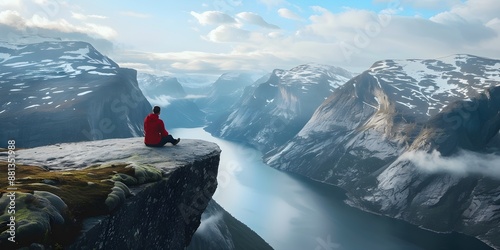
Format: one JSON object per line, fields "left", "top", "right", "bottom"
{"left": 266, "top": 55, "right": 500, "bottom": 248}
{"left": 137, "top": 73, "right": 205, "bottom": 128}
{"left": 0, "top": 41, "right": 151, "bottom": 148}
{"left": 195, "top": 72, "right": 255, "bottom": 121}
{"left": 206, "top": 63, "right": 355, "bottom": 152}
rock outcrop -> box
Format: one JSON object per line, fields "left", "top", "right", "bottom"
{"left": 0, "top": 137, "right": 221, "bottom": 249}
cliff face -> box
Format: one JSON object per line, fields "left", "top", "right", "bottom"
{"left": 0, "top": 138, "right": 221, "bottom": 249}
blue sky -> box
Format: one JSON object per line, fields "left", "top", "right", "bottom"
{"left": 0, "top": 0, "right": 498, "bottom": 78}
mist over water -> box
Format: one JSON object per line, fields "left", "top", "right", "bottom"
{"left": 172, "top": 127, "right": 492, "bottom": 250}
{"left": 402, "top": 149, "right": 500, "bottom": 179}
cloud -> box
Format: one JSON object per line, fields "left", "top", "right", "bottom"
{"left": 0, "top": 10, "right": 26, "bottom": 29}
{"left": 190, "top": 11, "right": 236, "bottom": 26}
{"left": 0, "top": 9, "right": 117, "bottom": 40}
{"left": 196, "top": 211, "right": 224, "bottom": 237}
{"left": 114, "top": 0, "right": 500, "bottom": 78}
{"left": 401, "top": 150, "right": 500, "bottom": 179}
{"left": 0, "top": 22, "right": 114, "bottom": 55}
{"left": 373, "top": 0, "right": 461, "bottom": 10}
{"left": 72, "top": 12, "right": 107, "bottom": 20}
{"left": 431, "top": 0, "right": 500, "bottom": 23}
{"left": 0, "top": 0, "right": 21, "bottom": 9}
{"left": 144, "top": 94, "right": 172, "bottom": 107}
{"left": 236, "top": 12, "right": 280, "bottom": 29}
{"left": 278, "top": 8, "right": 303, "bottom": 21}
{"left": 120, "top": 11, "right": 151, "bottom": 19}
{"left": 205, "top": 25, "right": 250, "bottom": 43}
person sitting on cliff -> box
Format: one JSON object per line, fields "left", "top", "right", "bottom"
{"left": 144, "top": 106, "right": 180, "bottom": 147}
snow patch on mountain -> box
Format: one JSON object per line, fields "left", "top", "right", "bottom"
{"left": 369, "top": 54, "right": 500, "bottom": 117}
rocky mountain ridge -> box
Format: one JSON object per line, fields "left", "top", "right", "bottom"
{"left": 0, "top": 41, "right": 151, "bottom": 148}
{"left": 206, "top": 63, "right": 355, "bottom": 152}
{"left": 265, "top": 54, "right": 500, "bottom": 249}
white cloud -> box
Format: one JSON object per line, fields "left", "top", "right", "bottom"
{"left": 205, "top": 25, "right": 250, "bottom": 43}
{"left": 190, "top": 11, "right": 236, "bottom": 26}
{"left": 278, "top": 8, "right": 303, "bottom": 21}
{"left": 402, "top": 150, "right": 500, "bottom": 179}
{"left": 236, "top": 12, "right": 280, "bottom": 29}
{"left": 431, "top": 0, "right": 500, "bottom": 23}
{"left": 374, "top": 0, "right": 461, "bottom": 10}
{"left": 18, "top": 13, "right": 117, "bottom": 39}
{"left": 0, "top": 10, "right": 26, "bottom": 29}
{"left": 112, "top": 0, "right": 500, "bottom": 77}
{"left": 145, "top": 94, "right": 172, "bottom": 107}
{"left": 72, "top": 12, "right": 107, "bottom": 20}
{"left": 120, "top": 11, "right": 151, "bottom": 19}
{"left": 0, "top": 0, "right": 22, "bottom": 9}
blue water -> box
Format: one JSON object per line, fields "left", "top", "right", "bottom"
{"left": 172, "top": 127, "right": 492, "bottom": 250}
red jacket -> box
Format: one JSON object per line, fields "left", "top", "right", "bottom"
{"left": 144, "top": 113, "right": 169, "bottom": 145}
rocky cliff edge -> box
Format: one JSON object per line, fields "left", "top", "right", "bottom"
{"left": 0, "top": 137, "right": 221, "bottom": 249}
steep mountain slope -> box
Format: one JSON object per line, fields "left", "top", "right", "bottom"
{"left": 0, "top": 41, "right": 151, "bottom": 148}
{"left": 266, "top": 55, "right": 500, "bottom": 248}
{"left": 195, "top": 73, "right": 255, "bottom": 121}
{"left": 206, "top": 64, "right": 354, "bottom": 152}
{"left": 137, "top": 73, "right": 205, "bottom": 128}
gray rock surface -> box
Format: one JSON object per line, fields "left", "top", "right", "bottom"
{"left": 9, "top": 137, "right": 221, "bottom": 249}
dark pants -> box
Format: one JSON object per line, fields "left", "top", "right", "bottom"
{"left": 146, "top": 135, "right": 177, "bottom": 147}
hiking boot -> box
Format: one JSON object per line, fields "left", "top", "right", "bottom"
{"left": 173, "top": 138, "right": 181, "bottom": 145}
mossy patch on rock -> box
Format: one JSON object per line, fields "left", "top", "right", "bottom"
{"left": 0, "top": 161, "right": 165, "bottom": 248}
{"left": 0, "top": 191, "right": 68, "bottom": 246}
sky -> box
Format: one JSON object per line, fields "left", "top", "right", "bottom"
{"left": 0, "top": 0, "right": 499, "bottom": 79}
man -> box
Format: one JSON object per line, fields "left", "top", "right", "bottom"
{"left": 144, "top": 106, "right": 180, "bottom": 147}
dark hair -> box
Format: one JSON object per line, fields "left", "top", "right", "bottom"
{"left": 153, "top": 106, "right": 161, "bottom": 114}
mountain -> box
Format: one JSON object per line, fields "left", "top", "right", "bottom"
{"left": 195, "top": 73, "right": 255, "bottom": 121}
{"left": 265, "top": 55, "right": 500, "bottom": 248}
{"left": 137, "top": 73, "right": 205, "bottom": 128}
{"left": 0, "top": 41, "right": 151, "bottom": 148}
{"left": 206, "top": 64, "right": 355, "bottom": 152}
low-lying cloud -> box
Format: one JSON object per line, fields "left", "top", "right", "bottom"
{"left": 401, "top": 149, "right": 500, "bottom": 179}
{"left": 144, "top": 94, "right": 207, "bottom": 107}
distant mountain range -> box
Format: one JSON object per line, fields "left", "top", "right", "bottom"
{"left": 209, "top": 55, "right": 500, "bottom": 248}
{"left": 206, "top": 63, "right": 355, "bottom": 152}
{"left": 194, "top": 72, "right": 255, "bottom": 122}
{"left": 0, "top": 41, "right": 151, "bottom": 148}
{"left": 137, "top": 73, "right": 205, "bottom": 128}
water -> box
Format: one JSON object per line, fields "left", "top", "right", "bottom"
{"left": 171, "top": 127, "right": 492, "bottom": 250}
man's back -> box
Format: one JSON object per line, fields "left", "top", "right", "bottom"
{"left": 144, "top": 113, "right": 168, "bottom": 145}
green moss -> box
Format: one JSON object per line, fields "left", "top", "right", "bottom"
{"left": 0, "top": 161, "right": 165, "bottom": 248}
{"left": 0, "top": 192, "right": 67, "bottom": 245}
{"left": 128, "top": 163, "right": 163, "bottom": 184}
